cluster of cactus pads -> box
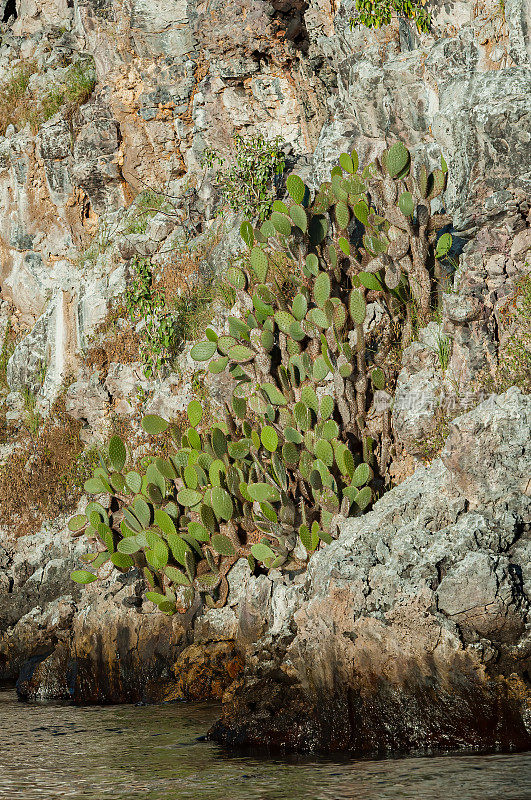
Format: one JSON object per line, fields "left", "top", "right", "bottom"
{"left": 70, "top": 142, "right": 452, "bottom": 613}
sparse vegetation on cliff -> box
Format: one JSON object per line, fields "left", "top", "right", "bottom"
{"left": 478, "top": 271, "right": 531, "bottom": 394}
{"left": 0, "top": 397, "right": 97, "bottom": 536}
{"left": 0, "top": 57, "right": 95, "bottom": 135}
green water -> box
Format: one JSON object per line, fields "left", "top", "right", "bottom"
{"left": 1, "top": 689, "right": 530, "bottom": 799}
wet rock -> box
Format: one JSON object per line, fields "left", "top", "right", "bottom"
{"left": 149, "top": 642, "right": 244, "bottom": 702}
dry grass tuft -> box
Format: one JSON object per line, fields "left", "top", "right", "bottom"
{"left": 0, "top": 396, "right": 97, "bottom": 537}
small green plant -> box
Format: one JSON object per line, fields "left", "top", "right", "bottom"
{"left": 124, "top": 189, "right": 173, "bottom": 235}
{"left": 22, "top": 386, "right": 41, "bottom": 435}
{"left": 0, "top": 322, "right": 15, "bottom": 393}
{"left": 71, "top": 143, "right": 454, "bottom": 613}
{"left": 434, "top": 333, "right": 452, "bottom": 372}
{"left": 478, "top": 271, "right": 531, "bottom": 394}
{"left": 125, "top": 256, "right": 178, "bottom": 378}
{"left": 350, "top": 0, "right": 431, "bottom": 33}
{"left": 202, "top": 133, "right": 285, "bottom": 221}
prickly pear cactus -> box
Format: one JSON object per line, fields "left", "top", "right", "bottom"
{"left": 70, "top": 143, "right": 452, "bottom": 613}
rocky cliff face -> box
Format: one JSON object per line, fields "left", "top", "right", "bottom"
{"left": 0, "top": 0, "right": 529, "bottom": 756}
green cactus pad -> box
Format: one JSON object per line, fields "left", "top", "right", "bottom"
{"left": 271, "top": 211, "right": 292, "bottom": 237}
{"left": 358, "top": 271, "right": 383, "bottom": 291}
{"left": 352, "top": 462, "right": 371, "bottom": 487}
{"left": 208, "top": 356, "right": 229, "bottom": 374}
{"left": 68, "top": 514, "right": 87, "bottom": 532}
{"left": 228, "top": 344, "right": 255, "bottom": 363}
{"left": 435, "top": 232, "right": 452, "bottom": 259}
{"left": 211, "top": 534, "right": 236, "bottom": 556}
{"left": 226, "top": 267, "right": 246, "bottom": 289}
{"left": 354, "top": 485, "right": 372, "bottom": 510}
{"left": 286, "top": 173, "right": 306, "bottom": 204}
{"left": 339, "top": 152, "right": 354, "bottom": 174}
{"left": 190, "top": 340, "right": 217, "bottom": 362}
{"left": 240, "top": 220, "right": 254, "bottom": 248}
{"left": 321, "top": 419, "right": 339, "bottom": 440}
{"left": 308, "top": 307, "right": 330, "bottom": 329}
{"left": 71, "top": 569, "right": 98, "bottom": 584}
{"left": 292, "top": 293, "right": 308, "bottom": 321}
{"left": 353, "top": 200, "right": 369, "bottom": 225}
{"left": 261, "top": 426, "right": 279, "bottom": 452}
{"left": 250, "top": 247, "right": 269, "bottom": 282}
{"left": 319, "top": 395, "right": 334, "bottom": 420}
{"left": 110, "top": 552, "right": 134, "bottom": 571}
{"left": 187, "top": 400, "right": 203, "bottom": 427}
{"left": 399, "top": 191, "right": 414, "bottom": 217}
{"left": 274, "top": 310, "right": 296, "bottom": 334}
{"left": 289, "top": 204, "right": 307, "bottom": 232}
{"left": 251, "top": 542, "right": 276, "bottom": 565}
{"left": 108, "top": 435, "right": 126, "bottom": 472}
{"left": 299, "top": 523, "right": 316, "bottom": 554}
{"left": 315, "top": 438, "right": 333, "bottom": 466}
{"left": 261, "top": 383, "right": 287, "bottom": 406}
{"left": 301, "top": 385, "right": 319, "bottom": 414}
{"left": 212, "top": 427, "right": 228, "bottom": 457}
{"left": 313, "top": 271, "right": 331, "bottom": 308}
{"left": 165, "top": 565, "right": 191, "bottom": 586}
{"left": 312, "top": 355, "right": 330, "bottom": 383}
{"left": 117, "top": 536, "right": 142, "bottom": 554}
{"left": 154, "top": 508, "right": 177, "bottom": 537}
{"left": 371, "top": 367, "right": 386, "bottom": 390}
{"left": 331, "top": 173, "right": 349, "bottom": 202}
{"left": 338, "top": 236, "right": 350, "bottom": 255}
{"left": 386, "top": 142, "right": 410, "bottom": 178}
{"left": 228, "top": 315, "right": 251, "bottom": 341}
{"left": 211, "top": 487, "right": 233, "bottom": 520}
{"left": 177, "top": 488, "right": 202, "bottom": 507}
{"left": 335, "top": 201, "right": 350, "bottom": 230}
{"left": 305, "top": 253, "right": 319, "bottom": 276}
{"left": 166, "top": 534, "right": 191, "bottom": 566}
{"left": 247, "top": 483, "right": 281, "bottom": 503}
{"left": 349, "top": 289, "right": 366, "bottom": 324}
{"left": 125, "top": 471, "right": 142, "bottom": 494}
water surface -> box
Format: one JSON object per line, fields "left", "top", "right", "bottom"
{"left": 1, "top": 688, "right": 530, "bottom": 799}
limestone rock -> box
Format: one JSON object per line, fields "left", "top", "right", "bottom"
{"left": 210, "top": 389, "right": 531, "bottom": 755}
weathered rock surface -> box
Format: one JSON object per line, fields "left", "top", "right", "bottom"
{"left": 0, "top": 0, "right": 529, "bottom": 765}
{"left": 209, "top": 388, "right": 531, "bottom": 754}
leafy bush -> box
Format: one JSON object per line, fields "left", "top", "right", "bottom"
{"left": 350, "top": 0, "right": 430, "bottom": 33}
{"left": 71, "top": 143, "right": 452, "bottom": 612}
{"left": 202, "top": 133, "right": 285, "bottom": 221}
{"left": 125, "top": 255, "right": 179, "bottom": 378}
{"left": 125, "top": 255, "right": 234, "bottom": 378}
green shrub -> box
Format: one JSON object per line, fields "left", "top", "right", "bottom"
{"left": 350, "top": 0, "right": 430, "bottom": 33}
{"left": 71, "top": 143, "right": 453, "bottom": 612}
{"left": 202, "top": 133, "right": 285, "bottom": 221}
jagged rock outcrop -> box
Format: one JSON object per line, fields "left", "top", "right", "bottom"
{"left": 209, "top": 389, "right": 531, "bottom": 754}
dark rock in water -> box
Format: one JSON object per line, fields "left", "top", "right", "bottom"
{"left": 145, "top": 641, "right": 245, "bottom": 703}
{"left": 209, "top": 389, "right": 531, "bottom": 755}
